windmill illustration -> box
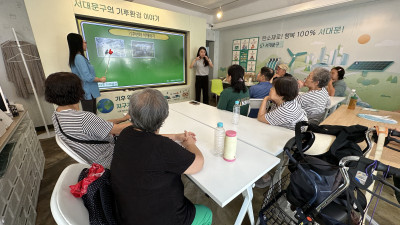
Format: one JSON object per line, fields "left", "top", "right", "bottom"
{"left": 287, "top": 48, "right": 307, "bottom": 68}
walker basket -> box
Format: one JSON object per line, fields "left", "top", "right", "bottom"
{"left": 259, "top": 173, "right": 298, "bottom": 225}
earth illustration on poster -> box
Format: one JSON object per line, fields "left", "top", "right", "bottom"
{"left": 97, "top": 98, "right": 114, "bottom": 113}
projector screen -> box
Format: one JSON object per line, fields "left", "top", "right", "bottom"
{"left": 76, "top": 17, "right": 187, "bottom": 91}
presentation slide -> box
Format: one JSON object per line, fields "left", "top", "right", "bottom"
{"left": 77, "top": 17, "right": 186, "bottom": 91}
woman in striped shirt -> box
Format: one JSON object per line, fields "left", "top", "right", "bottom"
{"left": 45, "top": 72, "right": 191, "bottom": 168}
{"left": 297, "top": 67, "right": 331, "bottom": 124}
{"left": 257, "top": 76, "right": 307, "bottom": 131}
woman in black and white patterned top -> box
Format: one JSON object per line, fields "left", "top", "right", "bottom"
{"left": 45, "top": 72, "right": 190, "bottom": 168}
{"left": 45, "top": 72, "right": 131, "bottom": 168}
{"left": 297, "top": 67, "right": 331, "bottom": 124}
{"left": 257, "top": 76, "right": 307, "bottom": 131}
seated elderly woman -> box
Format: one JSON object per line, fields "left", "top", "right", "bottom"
{"left": 297, "top": 67, "right": 331, "bottom": 124}
{"left": 111, "top": 88, "right": 212, "bottom": 225}
{"left": 45, "top": 72, "right": 189, "bottom": 168}
{"left": 257, "top": 76, "right": 308, "bottom": 131}
{"left": 256, "top": 76, "right": 308, "bottom": 188}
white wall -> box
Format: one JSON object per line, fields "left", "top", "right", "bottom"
{"left": 0, "top": 0, "right": 54, "bottom": 127}
{"left": 217, "top": 0, "right": 400, "bottom": 111}
{"left": 23, "top": 0, "right": 206, "bottom": 120}
{"left": 130, "top": 0, "right": 213, "bottom": 24}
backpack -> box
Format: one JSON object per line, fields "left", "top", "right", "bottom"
{"left": 285, "top": 121, "right": 369, "bottom": 224}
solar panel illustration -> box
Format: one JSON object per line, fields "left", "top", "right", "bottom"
{"left": 348, "top": 61, "right": 393, "bottom": 71}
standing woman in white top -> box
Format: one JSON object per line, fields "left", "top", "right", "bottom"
{"left": 190, "top": 47, "right": 213, "bottom": 104}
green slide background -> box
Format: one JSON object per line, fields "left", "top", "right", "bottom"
{"left": 78, "top": 19, "right": 186, "bottom": 90}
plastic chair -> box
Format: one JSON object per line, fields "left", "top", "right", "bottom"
{"left": 55, "top": 134, "right": 90, "bottom": 165}
{"left": 247, "top": 98, "right": 263, "bottom": 118}
{"left": 50, "top": 163, "right": 90, "bottom": 225}
{"left": 211, "top": 79, "right": 224, "bottom": 103}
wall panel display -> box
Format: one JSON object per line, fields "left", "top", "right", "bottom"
{"left": 232, "top": 37, "right": 258, "bottom": 73}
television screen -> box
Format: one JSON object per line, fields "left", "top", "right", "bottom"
{"left": 76, "top": 17, "right": 187, "bottom": 91}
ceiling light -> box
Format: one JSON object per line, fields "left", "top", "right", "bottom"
{"left": 216, "top": 6, "right": 223, "bottom": 19}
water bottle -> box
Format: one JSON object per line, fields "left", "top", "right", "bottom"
{"left": 347, "top": 90, "right": 358, "bottom": 110}
{"left": 214, "top": 122, "right": 225, "bottom": 156}
{"left": 232, "top": 100, "right": 240, "bottom": 125}
{"left": 346, "top": 89, "right": 356, "bottom": 105}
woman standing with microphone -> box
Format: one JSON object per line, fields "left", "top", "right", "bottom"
{"left": 67, "top": 33, "right": 106, "bottom": 114}
{"left": 190, "top": 47, "right": 213, "bottom": 104}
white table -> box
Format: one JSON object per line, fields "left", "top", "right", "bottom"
{"left": 161, "top": 110, "right": 280, "bottom": 225}
{"left": 324, "top": 96, "right": 346, "bottom": 119}
{"left": 169, "top": 102, "right": 294, "bottom": 156}
{"left": 329, "top": 96, "right": 346, "bottom": 109}
{"left": 298, "top": 92, "right": 345, "bottom": 109}
{"left": 298, "top": 92, "right": 345, "bottom": 120}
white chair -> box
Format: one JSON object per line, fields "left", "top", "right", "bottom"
{"left": 55, "top": 134, "right": 90, "bottom": 165}
{"left": 247, "top": 98, "right": 264, "bottom": 117}
{"left": 50, "top": 163, "right": 90, "bottom": 225}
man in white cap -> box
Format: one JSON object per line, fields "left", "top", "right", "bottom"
{"left": 272, "top": 63, "right": 290, "bottom": 79}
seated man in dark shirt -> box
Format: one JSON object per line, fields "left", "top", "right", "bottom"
{"left": 248, "top": 67, "right": 274, "bottom": 118}
{"left": 249, "top": 67, "right": 274, "bottom": 98}
{"left": 111, "top": 88, "right": 212, "bottom": 225}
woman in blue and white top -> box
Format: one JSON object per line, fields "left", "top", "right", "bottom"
{"left": 257, "top": 76, "right": 307, "bottom": 131}
{"left": 189, "top": 47, "right": 213, "bottom": 104}
{"left": 297, "top": 67, "right": 331, "bottom": 124}
{"left": 67, "top": 33, "right": 106, "bottom": 114}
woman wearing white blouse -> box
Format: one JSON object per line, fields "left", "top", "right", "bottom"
{"left": 190, "top": 47, "right": 213, "bottom": 104}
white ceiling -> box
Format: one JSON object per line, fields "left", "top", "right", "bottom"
{"left": 125, "top": 0, "right": 381, "bottom": 29}
{"left": 126, "top": 0, "right": 314, "bottom": 18}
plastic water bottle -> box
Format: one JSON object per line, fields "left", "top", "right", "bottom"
{"left": 347, "top": 90, "right": 358, "bottom": 110}
{"left": 214, "top": 122, "right": 225, "bottom": 156}
{"left": 346, "top": 89, "right": 356, "bottom": 105}
{"left": 232, "top": 100, "right": 240, "bottom": 125}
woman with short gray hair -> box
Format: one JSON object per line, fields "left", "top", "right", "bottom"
{"left": 297, "top": 68, "right": 331, "bottom": 124}
{"left": 111, "top": 88, "right": 212, "bottom": 225}
{"left": 129, "top": 88, "right": 169, "bottom": 132}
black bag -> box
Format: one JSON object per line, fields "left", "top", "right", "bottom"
{"left": 286, "top": 161, "right": 342, "bottom": 208}
{"left": 285, "top": 121, "right": 368, "bottom": 224}
{"left": 78, "top": 168, "right": 118, "bottom": 225}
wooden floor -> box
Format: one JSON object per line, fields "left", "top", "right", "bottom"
{"left": 34, "top": 97, "right": 400, "bottom": 224}
{"left": 34, "top": 135, "right": 269, "bottom": 225}
{"left": 35, "top": 137, "right": 75, "bottom": 225}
